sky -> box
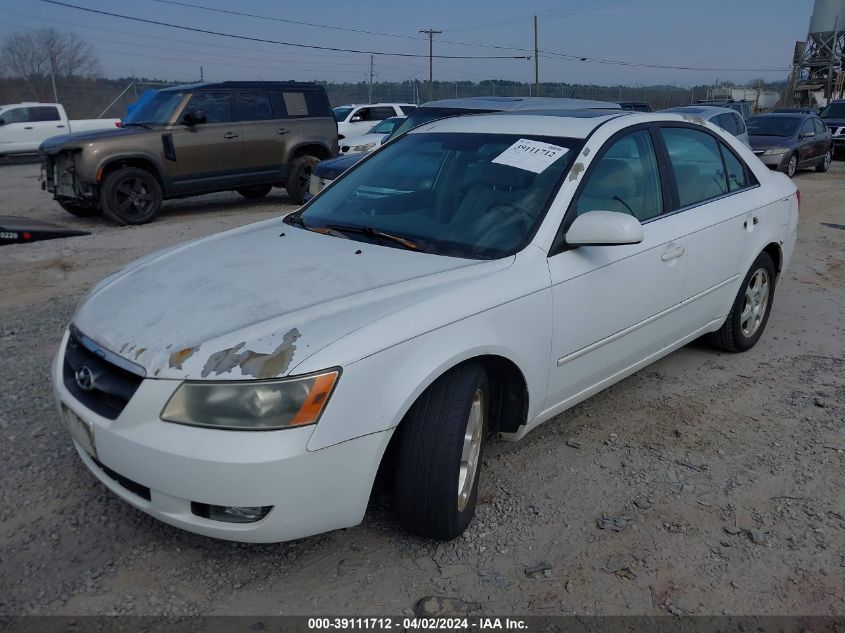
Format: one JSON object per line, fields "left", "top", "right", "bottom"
{"left": 0, "top": 0, "right": 817, "bottom": 88}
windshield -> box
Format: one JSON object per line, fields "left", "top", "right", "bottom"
{"left": 820, "top": 103, "right": 845, "bottom": 119}
{"left": 295, "top": 132, "right": 580, "bottom": 259}
{"left": 368, "top": 118, "right": 402, "bottom": 135}
{"left": 122, "top": 91, "right": 185, "bottom": 125}
{"left": 746, "top": 116, "right": 800, "bottom": 137}
{"left": 388, "top": 107, "right": 494, "bottom": 139}
{"left": 333, "top": 106, "right": 354, "bottom": 122}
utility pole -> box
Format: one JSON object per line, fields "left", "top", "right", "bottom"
{"left": 534, "top": 15, "right": 539, "bottom": 97}
{"left": 200, "top": 66, "right": 204, "bottom": 82}
{"left": 49, "top": 61, "right": 59, "bottom": 103}
{"left": 419, "top": 28, "right": 441, "bottom": 102}
{"left": 368, "top": 55, "right": 374, "bottom": 103}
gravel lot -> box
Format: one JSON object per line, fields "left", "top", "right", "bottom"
{"left": 0, "top": 158, "right": 843, "bottom": 617}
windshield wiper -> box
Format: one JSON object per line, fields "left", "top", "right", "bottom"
{"left": 285, "top": 212, "right": 309, "bottom": 228}
{"left": 324, "top": 224, "right": 420, "bottom": 251}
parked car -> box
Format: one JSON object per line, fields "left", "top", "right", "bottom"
{"left": 310, "top": 96, "right": 622, "bottom": 196}
{"left": 773, "top": 107, "right": 819, "bottom": 115}
{"left": 39, "top": 81, "right": 337, "bottom": 223}
{"left": 747, "top": 113, "right": 833, "bottom": 177}
{"left": 617, "top": 101, "right": 652, "bottom": 112}
{"left": 661, "top": 106, "right": 750, "bottom": 147}
{"left": 819, "top": 100, "right": 845, "bottom": 156}
{"left": 0, "top": 103, "right": 119, "bottom": 156}
{"left": 333, "top": 103, "right": 416, "bottom": 139}
{"left": 53, "top": 109, "right": 797, "bottom": 543}
{"left": 339, "top": 116, "right": 405, "bottom": 154}
{"left": 696, "top": 99, "right": 752, "bottom": 120}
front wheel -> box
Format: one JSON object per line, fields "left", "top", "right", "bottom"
{"left": 99, "top": 167, "right": 163, "bottom": 225}
{"left": 58, "top": 199, "right": 101, "bottom": 218}
{"left": 394, "top": 363, "right": 489, "bottom": 540}
{"left": 816, "top": 149, "right": 832, "bottom": 173}
{"left": 707, "top": 252, "right": 776, "bottom": 352}
{"left": 285, "top": 155, "right": 319, "bottom": 205}
{"left": 783, "top": 153, "right": 798, "bottom": 178}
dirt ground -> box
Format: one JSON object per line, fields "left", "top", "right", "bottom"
{"left": 0, "top": 157, "right": 843, "bottom": 617}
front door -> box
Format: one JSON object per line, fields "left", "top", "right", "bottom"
{"left": 169, "top": 91, "right": 244, "bottom": 192}
{"left": 544, "top": 128, "right": 688, "bottom": 414}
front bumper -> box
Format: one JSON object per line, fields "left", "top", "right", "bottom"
{"left": 52, "top": 330, "right": 391, "bottom": 543}
{"left": 753, "top": 150, "right": 790, "bottom": 169}
{"left": 41, "top": 152, "right": 97, "bottom": 201}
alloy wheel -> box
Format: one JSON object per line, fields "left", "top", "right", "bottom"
{"left": 740, "top": 268, "right": 770, "bottom": 338}
{"left": 114, "top": 176, "right": 155, "bottom": 218}
{"left": 787, "top": 155, "right": 797, "bottom": 178}
{"left": 457, "top": 389, "right": 485, "bottom": 512}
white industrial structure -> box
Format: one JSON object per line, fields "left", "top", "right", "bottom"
{"left": 788, "top": 0, "right": 845, "bottom": 106}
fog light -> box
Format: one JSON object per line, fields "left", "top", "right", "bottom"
{"left": 191, "top": 502, "right": 272, "bottom": 523}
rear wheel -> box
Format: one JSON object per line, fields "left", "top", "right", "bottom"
{"left": 285, "top": 155, "right": 319, "bottom": 205}
{"left": 58, "top": 199, "right": 101, "bottom": 218}
{"left": 816, "top": 149, "right": 832, "bottom": 173}
{"left": 707, "top": 252, "right": 776, "bottom": 352}
{"left": 99, "top": 167, "right": 162, "bottom": 225}
{"left": 237, "top": 184, "right": 273, "bottom": 199}
{"left": 394, "top": 362, "right": 489, "bottom": 540}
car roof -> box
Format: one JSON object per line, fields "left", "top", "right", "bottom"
{"left": 159, "top": 81, "right": 324, "bottom": 92}
{"left": 419, "top": 96, "right": 622, "bottom": 111}
{"left": 749, "top": 112, "right": 813, "bottom": 119}
{"left": 662, "top": 105, "right": 738, "bottom": 117}
{"left": 335, "top": 103, "right": 416, "bottom": 107}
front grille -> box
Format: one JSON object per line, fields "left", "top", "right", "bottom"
{"left": 63, "top": 328, "right": 144, "bottom": 419}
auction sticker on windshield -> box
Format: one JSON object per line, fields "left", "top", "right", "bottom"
{"left": 492, "top": 138, "right": 569, "bottom": 173}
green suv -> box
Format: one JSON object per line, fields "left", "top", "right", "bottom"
{"left": 40, "top": 81, "right": 337, "bottom": 224}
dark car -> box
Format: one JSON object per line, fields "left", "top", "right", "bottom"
{"left": 40, "top": 81, "right": 337, "bottom": 223}
{"left": 819, "top": 100, "right": 845, "bottom": 156}
{"left": 747, "top": 113, "right": 833, "bottom": 177}
{"left": 617, "top": 101, "right": 652, "bottom": 112}
{"left": 308, "top": 96, "right": 622, "bottom": 196}
{"left": 774, "top": 107, "right": 819, "bottom": 115}
{"left": 697, "top": 99, "right": 752, "bottom": 120}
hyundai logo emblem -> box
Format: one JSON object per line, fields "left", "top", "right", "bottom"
{"left": 74, "top": 365, "right": 95, "bottom": 392}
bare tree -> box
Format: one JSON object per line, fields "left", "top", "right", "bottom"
{"left": 0, "top": 28, "right": 100, "bottom": 99}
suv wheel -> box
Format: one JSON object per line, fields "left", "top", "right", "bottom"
{"left": 99, "top": 167, "right": 163, "bottom": 225}
{"left": 237, "top": 185, "right": 273, "bottom": 200}
{"left": 394, "top": 362, "right": 489, "bottom": 540}
{"left": 286, "top": 155, "right": 319, "bottom": 205}
{"left": 58, "top": 199, "right": 101, "bottom": 218}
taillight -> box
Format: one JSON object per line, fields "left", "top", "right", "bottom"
{"left": 796, "top": 189, "right": 800, "bottom": 213}
{"left": 115, "top": 121, "right": 122, "bottom": 128}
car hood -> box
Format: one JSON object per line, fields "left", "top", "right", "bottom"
{"left": 341, "top": 133, "right": 383, "bottom": 148}
{"left": 749, "top": 135, "right": 795, "bottom": 150}
{"left": 73, "top": 218, "right": 501, "bottom": 380}
{"left": 821, "top": 117, "right": 845, "bottom": 129}
{"left": 39, "top": 127, "right": 153, "bottom": 154}
{"left": 313, "top": 153, "right": 366, "bottom": 179}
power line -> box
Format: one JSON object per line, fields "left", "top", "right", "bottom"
{"left": 39, "top": 1, "right": 531, "bottom": 60}
{"left": 538, "top": 50, "right": 789, "bottom": 73}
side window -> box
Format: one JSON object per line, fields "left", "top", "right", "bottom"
{"left": 282, "top": 92, "right": 309, "bottom": 117}
{"left": 353, "top": 107, "right": 372, "bottom": 121}
{"left": 186, "top": 92, "right": 232, "bottom": 123}
{"left": 303, "top": 91, "right": 331, "bottom": 117}
{"left": 233, "top": 93, "right": 273, "bottom": 122}
{"left": 734, "top": 113, "right": 746, "bottom": 135}
{"left": 813, "top": 118, "right": 828, "bottom": 135}
{"left": 800, "top": 119, "right": 814, "bottom": 138}
{"left": 575, "top": 129, "right": 663, "bottom": 221}
{"left": 400, "top": 105, "right": 417, "bottom": 114}
{"left": 370, "top": 107, "right": 397, "bottom": 120}
{"left": 719, "top": 144, "right": 751, "bottom": 192}
{"left": 713, "top": 113, "right": 737, "bottom": 135}
{"left": 1, "top": 107, "right": 30, "bottom": 124}
{"left": 29, "top": 106, "right": 60, "bottom": 122}
{"left": 661, "top": 127, "right": 728, "bottom": 207}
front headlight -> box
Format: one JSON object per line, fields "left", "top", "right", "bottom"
{"left": 350, "top": 142, "right": 376, "bottom": 153}
{"left": 161, "top": 370, "right": 339, "bottom": 430}
{"left": 762, "top": 147, "right": 790, "bottom": 156}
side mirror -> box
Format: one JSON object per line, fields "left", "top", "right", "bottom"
{"left": 350, "top": 115, "right": 362, "bottom": 123}
{"left": 565, "top": 210, "right": 644, "bottom": 247}
{"left": 181, "top": 109, "right": 207, "bottom": 126}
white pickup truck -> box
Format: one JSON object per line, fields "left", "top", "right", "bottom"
{"left": 0, "top": 102, "right": 120, "bottom": 156}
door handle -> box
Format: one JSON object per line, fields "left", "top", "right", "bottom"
{"left": 24, "top": 126, "right": 33, "bottom": 130}
{"left": 56, "top": 125, "right": 65, "bottom": 128}
{"left": 223, "top": 132, "right": 239, "bottom": 139}
{"left": 660, "top": 245, "right": 685, "bottom": 262}
{"left": 276, "top": 128, "right": 289, "bottom": 135}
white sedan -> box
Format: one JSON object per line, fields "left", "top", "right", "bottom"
{"left": 53, "top": 110, "right": 798, "bottom": 543}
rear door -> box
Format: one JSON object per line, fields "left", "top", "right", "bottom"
{"left": 797, "top": 118, "right": 817, "bottom": 165}
{"left": 813, "top": 117, "right": 832, "bottom": 158}
{"left": 233, "top": 91, "right": 284, "bottom": 183}
{"left": 169, "top": 91, "right": 244, "bottom": 191}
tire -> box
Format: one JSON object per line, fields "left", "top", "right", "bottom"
{"left": 237, "top": 184, "right": 273, "bottom": 199}
{"left": 99, "top": 167, "right": 163, "bottom": 225}
{"left": 58, "top": 199, "right": 101, "bottom": 218}
{"left": 285, "top": 155, "right": 319, "bottom": 205}
{"left": 782, "top": 152, "right": 798, "bottom": 178}
{"left": 707, "top": 252, "right": 776, "bottom": 353}
{"left": 394, "top": 362, "right": 489, "bottom": 540}
{"left": 816, "top": 149, "right": 832, "bottom": 173}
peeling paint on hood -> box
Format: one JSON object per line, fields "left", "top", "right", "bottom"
{"left": 73, "top": 218, "right": 504, "bottom": 380}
